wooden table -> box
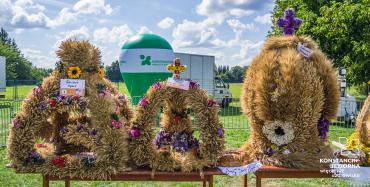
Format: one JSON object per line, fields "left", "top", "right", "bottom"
{"left": 38, "top": 168, "right": 233, "bottom": 187}
{"left": 254, "top": 166, "right": 332, "bottom": 187}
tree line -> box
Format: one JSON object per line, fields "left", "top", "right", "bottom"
{"left": 216, "top": 65, "right": 247, "bottom": 83}
{"left": 0, "top": 28, "right": 52, "bottom": 81}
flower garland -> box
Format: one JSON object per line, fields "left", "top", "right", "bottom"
{"left": 7, "top": 40, "right": 133, "bottom": 179}
{"left": 129, "top": 81, "right": 225, "bottom": 172}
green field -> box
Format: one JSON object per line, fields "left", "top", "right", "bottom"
{"left": 0, "top": 82, "right": 356, "bottom": 186}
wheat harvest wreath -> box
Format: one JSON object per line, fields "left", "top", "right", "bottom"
{"left": 7, "top": 40, "right": 134, "bottom": 179}
{"left": 129, "top": 80, "right": 225, "bottom": 172}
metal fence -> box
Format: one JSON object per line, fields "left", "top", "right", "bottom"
{"left": 0, "top": 97, "right": 364, "bottom": 147}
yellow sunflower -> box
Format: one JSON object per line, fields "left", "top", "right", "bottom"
{"left": 67, "top": 66, "right": 81, "bottom": 79}
{"left": 98, "top": 67, "right": 105, "bottom": 78}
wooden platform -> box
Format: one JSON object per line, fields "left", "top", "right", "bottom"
{"left": 254, "top": 166, "right": 333, "bottom": 187}
{"left": 37, "top": 168, "right": 233, "bottom": 187}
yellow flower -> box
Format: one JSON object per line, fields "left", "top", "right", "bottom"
{"left": 98, "top": 67, "right": 105, "bottom": 78}
{"left": 67, "top": 66, "right": 81, "bottom": 79}
{"left": 274, "top": 78, "right": 280, "bottom": 83}
{"left": 271, "top": 144, "right": 278, "bottom": 151}
{"left": 272, "top": 90, "right": 279, "bottom": 95}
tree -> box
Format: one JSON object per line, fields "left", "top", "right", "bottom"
{"left": 105, "top": 60, "right": 123, "bottom": 82}
{"left": 0, "top": 28, "right": 52, "bottom": 80}
{"left": 270, "top": 0, "right": 370, "bottom": 86}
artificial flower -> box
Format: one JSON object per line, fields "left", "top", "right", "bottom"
{"left": 189, "top": 80, "right": 199, "bottom": 89}
{"left": 111, "top": 119, "right": 122, "bottom": 129}
{"left": 151, "top": 82, "right": 161, "bottom": 89}
{"left": 317, "top": 119, "right": 330, "bottom": 139}
{"left": 32, "top": 86, "right": 42, "bottom": 96}
{"left": 12, "top": 118, "right": 20, "bottom": 129}
{"left": 67, "top": 66, "right": 81, "bottom": 79}
{"left": 130, "top": 127, "right": 141, "bottom": 138}
{"left": 262, "top": 120, "right": 295, "bottom": 146}
{"left": 138, "top": 97, "right": 149, "bottom": 107}
{"left": 52, "top": 156, "right": 65, "bottom": 168}
{"left": 217, "top": 128, "right": 225, "bottom": 137}
{"left": 98, "top": 67, "right": 105, "bottom": 78}
{"left": 48, "top": 98, "right": 57, "bottom": 108}
{"left": 207, "top": 99, "right": 217, "bottom": 107}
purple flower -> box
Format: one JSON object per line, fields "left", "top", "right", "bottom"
{"left": 90, "top": 129, "right": 97, "bottom": 135}
{"left": 130, "top": 127, "right": 141, "bottom": 138}
{"left": 152, "top": 82, "right": 161, "bottom": 90}
{"left": 12, "top": 118, "right": 20, "bottom": 129}
{"left": 154, "top": 128, "right": 173, "bottom": 148}
{"left": 38, "top": 102, "right": 47, "bottom": 110}
{"left": 57, "top": 95, "right": 65, "bottom": 103}
{"left": 276, "top": 8, "right": 302, "bottom": 35}
{"left": 284, "top": 8, "right": 295, "bottom": 18}
{"left": 217, "top": 128, "right": 224, "bottom": 137}
{"left": 189, "top": 80, "right": 199, "bottom": 89}
{"left": 59, "top": 127, "right": 68, "bottom": 136}
{"left": 138, "top": 97, "right": 149, "bottom": 107}
{"left": 277, "top": 17, "right": 286, "bottom": 27}
{"left": 265, "top": 147, "right": 274, "bottom": 156}
{"left": 317, "top": 119, "right": 330, "bottom": 139}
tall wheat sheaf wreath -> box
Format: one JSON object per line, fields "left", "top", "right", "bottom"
{"left": 7, "top": 40, "right": 134, "bottom": 179}
{"left": 129, "top": 81, "right": 225, "bottom": 172}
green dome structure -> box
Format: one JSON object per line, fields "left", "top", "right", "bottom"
{"left": 119, "top": 34, "right": 174, "bottom": 104}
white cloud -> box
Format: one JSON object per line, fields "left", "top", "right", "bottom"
{"left": 137, "top": 26, "right": 153, "bottom": 34}
{"left": 1, "top": 0, "right": 114, "bottom": 29}
{"left": 93, "top": 25, "right": 133, "bottom": 44}
{"left": 54, "top": 26, "right": 90, "bottom": 50}
{"left": 254, "top": 13, "right": 271, "bottom": 24}
{"left": 73, "top": 0, "right": 113, "bottom": 15}
{"left": 172, "top": 17, "right": 224, "bottom": 49}
{"left": 232, "top": 40, "right": 263, "bottom": 60}
{"left": 227, "top": 19, "right": 258, "bottom": 33}
{"left": 196, "top": 0, "right": 273, "bottom": 18}
{"left": 22, "top": 48, "right": 56, "bottom": 68}
{"left": 157, "top": 17, "right": 175, "bottom": 29}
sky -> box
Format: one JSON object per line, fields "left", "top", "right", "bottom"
{"left": 0, "top": 0, "right": 275, "bottom": 68}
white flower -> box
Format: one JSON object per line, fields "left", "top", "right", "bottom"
{"left": 262, "top": 120, "right": 295, "bottom": 146}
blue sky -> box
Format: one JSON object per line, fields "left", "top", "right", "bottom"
{"left": 0, "top": 0, "right": 274, "bottom": 68}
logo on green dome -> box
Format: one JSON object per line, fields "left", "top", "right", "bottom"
{"left": 140, "top": 55, "right": 151, "bottom": 65}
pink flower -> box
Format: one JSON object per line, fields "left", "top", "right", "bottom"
{"left": 207, "top": 99, "right": 217, "bottom": 107}
{"left": 32, "top": 86, "right": 42, "bottom": 95}
{"left": 138, "top": 97, "right": 149, "bottom": 107}
{"left": 151, "top": 82, "right": 161, "bottom": 89}
{"left": 111, "top": 119, "right": 122, "bottom": 129}
{"left": 130, "top": 127, "right": 141, "bottom": 138}
{"left": 12, "top": 118, "right": 20, "bottom": 129}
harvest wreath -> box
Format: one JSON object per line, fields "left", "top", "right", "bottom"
{"left": 129, "top": 78, "right": 225, "bottom": 172}
{"left": 7, "top": 40, "right": 134, "bottom": 179}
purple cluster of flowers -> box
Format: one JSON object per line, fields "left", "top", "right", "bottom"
{"left": 277, "top": 8, "right": 302, "bottom": 35}
{"left": 189, "top": 80, "right": 199, "bottom": 89}
{"left": 47, "top": 95, "right": 87, "bottom": 112}
{"left": 317, "top": 119, "right": 330, "bottom": 139}
{"left": 154, "top": 128, "right": 200, "bottom": 153}
{"left": 23, "top": 152, "right": 44, "bottom": 166}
